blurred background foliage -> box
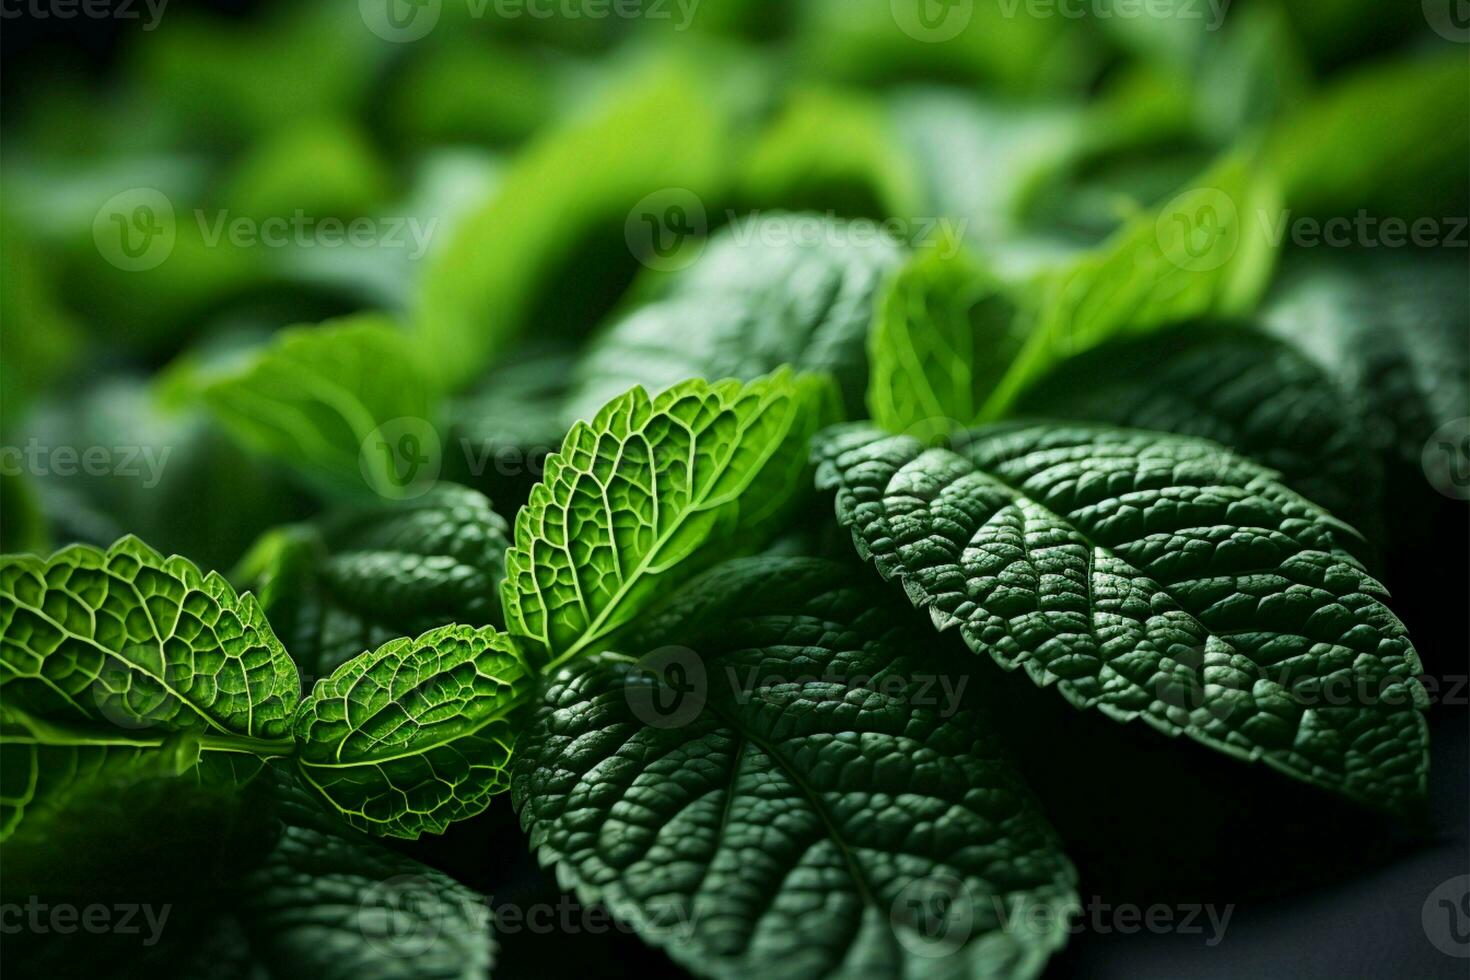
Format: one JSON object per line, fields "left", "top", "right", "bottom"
{"left": 2, "top": 0, "right": 1464, "bottom": 569}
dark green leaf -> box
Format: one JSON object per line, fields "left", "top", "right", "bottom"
{"left": 514, "top": 557, "right": 1078, "bottom": 980}
{"left": 816, "top": 424, "right": 1429, "bottom": 810}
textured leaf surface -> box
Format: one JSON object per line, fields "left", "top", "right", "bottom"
{"left": 1262, "top": 251, "right": 1470, "bottom": 476}
{"left": 502, "top": 371, "right": 839, "bottom": 667}
{"left": 229, "top": 772, "right": 495, "bottom": 980}
{"left": 196, "top": 314, "right": 440, "bottom": 499}
{"left": 568, "top": 213, "right": 903, "bottom": 420}
{"left": 868, "top": 248, "right": 1025, "bottom": 443}
{"left": 294, "top": 624, "right": 533, "bottom": 839}
{"left": 241, "top": 485, "right": 511, "bottom": 678}
{"left": 815, "top": 424, "right": 1430, "bottom": 809}
{"left": 1014, "top": 325, "right": 1383, "bottom": 536}
{"left": 514, "top": 557, "right": 1078, "bottom": 980}
{"left": 0, "top": 536, "right": 299, "bottom": 739}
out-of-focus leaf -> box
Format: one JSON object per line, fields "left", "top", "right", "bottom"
{"left": 190, "top": 314, "right": 442, "bottom": 500}
{"left": 1268, "top": 52, "right": 1470, "bottom": 219}
{"left": 569, "top": 212, "right": 904, "bottom": 419}
{"left": 417, "top": 54, "right": 736, "bottom": 387}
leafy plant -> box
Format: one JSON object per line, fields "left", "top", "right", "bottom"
{"left": 3, "top": 6, "right": 1466, "bottom": 980}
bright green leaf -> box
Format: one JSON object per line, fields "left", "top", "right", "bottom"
{"left": 293, "top": 624, "right": 533, "bottom": 839}
{"left": 501, "top": 370, "right": 840, "bottom": 668}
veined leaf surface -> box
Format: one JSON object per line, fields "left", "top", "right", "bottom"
{"left": 816, "top": 424, "right": 1429, "bottom": 810}
{"left": 294, "top": 624, "right": 533, "bottom": 839}
{"left": 514, "top": 557, "right": 1078, "bottom": 980}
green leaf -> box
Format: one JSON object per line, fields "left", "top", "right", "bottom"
{"left": 1, "top": 536, "right": 300, "bottom": 741}
{"left": 738, "top": 88, "right": 923, "bottom": 218}
{"left": 981, "top": 154, "right": 1281, "bottom": 419}
{"left": 1013, "top": 324, "right": 1383, "bottom": 538}
{"left": 226, "top": 772, "right": 495, "bottom": 979}
{"left": 815, "top": 424, "right": 1430, "bottom": 810}
{"left": 293, "top": 624, "right": 533, "bottom": 839}
{"left": 501, "top": 370, "right": 840, "bottom": 668}
{"left": 1261, "top": 251, "right": 1470, "bottom": 479}
{"left": 192, "top": 313, "right": 441, "bottom": 500}
{"left": 1268, "top": 51, "right": 1469, "bottom": 219}
{"left": 867, "top": 248, "right": 1026, "bottom": 445}
{"left": 238, "top": 485, "right": 512, "bottom": 678}
{"left": 569, "top": 213, "right": 904, "bottom": 419}
{"left": 514, "top": 556, "right": 1078, "bottom": 980}
{"left": 416, "top": 54, "right": 734, "bottom": 386}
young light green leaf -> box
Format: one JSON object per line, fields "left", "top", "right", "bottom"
{"left": 192, "top": 313, "right": 441, "bottom": 499}
{"left": 568, "top": 212, "right": 904, "bottom": 419}
{"left": 1, "top": 535, "right": 300, "bottom": 741}
{"left": 980, "top": 154, "right": 1281, "bottom": 419}
{"left": 293, "top": 624, "right": 533, "bottom": 839}
{"left": 416, "top": 54, "right": 733, "bottom": 386}
{"left": 815, "top": 424, "right": 1430, "bottom": 811}
{"left": 514, "top": 556, "right": 1078, "bottom": 980}
{"left": 867, "top": 248, "right": 1026, "bottom": 444}
{"left": 502, "top": 370, "right": 840, "bottom": 668}
{"left": 238, "top": 485, "right": 512, "bottom": 678}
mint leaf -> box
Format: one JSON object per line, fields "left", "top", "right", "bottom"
{"left": 514, "top": 557, "right": 1078, "bottom": 980}
{"left": 867, "top": 248, "right": 1025, "bottom": 444}
{"left": 1268, "top": 52, "right": 1468, "bottom": 219}
{"left": 1, "top": 536, "right": 299, "bottom": 740}
{"left": 1013, "top": 324, "right": 1384, "bottom": 538}
{"left": 227, "top": 772, "right": 495, "bottom": 979}
{"left": 501, "top": 370, "right": 840, "bottom": 668}
{"left": 417, "top": 56, "right": 733, "bottom": 386}
{"left": 238, "top": 485, "right": 511, "bottom": 678}
{"left": 981, "top": 155, "right": 1280, "bottom": 418}
{"left": 293, "top": 624, "right": 533, "bottom": 839}
{"left": 816, "top": 424, "right": 1430, "bottom": 810}
{"left": 569, "top": 213, "right": 903, "bottom": 420}
{"left": 1261, "top": 251, "right": 1470, "bottom": 480}
{"left": 192, "top": 314, "right": 441, "bottom": 499}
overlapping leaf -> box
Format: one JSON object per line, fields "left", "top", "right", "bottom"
{"left": 501, "top": 370, "right": 840, "bottom": 667}
{"left": 514, "top": 557, "right": 1078, "bottom": 980}
{"left": 816, "top": 424, "right": 1430, "bottom": 809}
{"left": 239, "top": 485, "right": 511, "bottom": 678}
{"left": 294, "top": 624, "right": 533, "bottom": 839}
